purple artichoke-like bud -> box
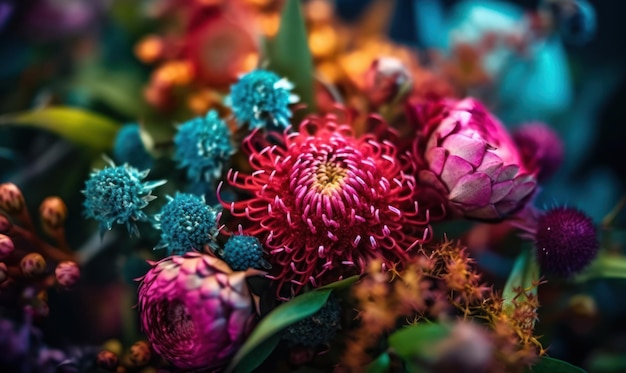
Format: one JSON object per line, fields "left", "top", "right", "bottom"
{"left": 512, "top": 122, "right": 564, "bottom": 182}
{"left": 413, "top": 98, "right": 537, "bottom": 221}
{"left": 137, "top": 253, "right": 257, "bottom": 370}
{"left": 534, "top": 207, "right": 598, "bottom": 277}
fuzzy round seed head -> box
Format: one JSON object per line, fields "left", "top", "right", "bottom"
{"left": 226, "top": 69, "right": 299, "bottom": 130}
{"left": 222, "top": 235, "right": 265, "bottom": 271}
{"left": 83, "top": 158, "right": 165, "bottom": 237}
{"left": 535, "top": 207, "right": 599, "bottom": 277}
{"left": 174, "top": 110, "right": 234, "bottom": 183}
{"left": 0, "top": 183, "right": 25, "bottom": 214}
{"left": 512, "top": 122, "right": 564, "bottom": 182}
{"left": 21, "top": 253, "right": 46, "bottom": 277}
{"left": 137, "top": 253, "right": 256, "bottom": 370}
{"left": 55, "top": 261, "right": 80, "bottom": 288}
{"left": 113, "top": 124, "right": 154, "bottom": 170}
{"left": 153, "top": 193, "right": 221, "bottom": 255}
{"left": 283, "top": 295, "right": 341, "bottom": 347}
{"left": 0, "top": 233, "right": 14, "bottom": 260}
{"left": 222, "top": 114, "right": 432, "bottom": 297}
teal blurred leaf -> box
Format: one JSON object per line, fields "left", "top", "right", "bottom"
{"left": 502, "top": 248, "right": 540, "bottom": 316}
{"left": 0, "top": 107, "right": 120, "bottom": 151}
{"left": 366, "top": 352, "right": 391, "bottom": 373}
{"left": 265, "top": 0, "right": 316, "bottom": 114}
{"left": 530, "top": 356, "right": 587, "bottom": 373}
{"left": 227, "top": 276, "right": 357, "bottom": 373}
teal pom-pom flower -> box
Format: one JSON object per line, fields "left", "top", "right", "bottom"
{"left": 153, "top": 193, "right": 221, "bottom": 255}
{"left": 222, "top": 234, "right": 265, "bottom": 271}
{"left": 174, "top": 110, "right": 234, "bottom": 183}
{"left": 282, "top": 295, "right": 341, "bottom": 347}
{"left": 83, "top": 157, "right": 166, "bottom": 237}
{"left": 113, "top": 124, "right": 153, "bottom": 170}
{"left": 226, "top": 69, "right": 299, "bottom": 130}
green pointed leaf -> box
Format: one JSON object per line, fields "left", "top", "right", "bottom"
{"left": 531, "top": 357, "right": 587, "bottom": 373}
{"left": 317, "top": 275, "right": 359, "bottom": 290}
{"left": 0, "top": 107, "right": 120, "bottom": 151}
{"left": 227, "top": 275, "right": 358, "bottom": 372}
{"left": 503, "top": 248, "right": 540, "bottom": 315}
{"left": 265, "top": 0, "right": 316, "bottom": 114}
{"left": 575, "top": 252, "right": 626, "bottom": 282}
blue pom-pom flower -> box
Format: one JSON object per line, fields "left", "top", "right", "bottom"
{"left": 222, "top": 234, "right": 265, "bottom": 271}
{"left": 174, "top": 110, "right": 234, "bottom": 183}
{"left": 113, "top": 124, "right": 153, "bottom": 170}
{"left": 83, "top": 157, "right": 166, "bottom": 237}
{"left": 226, "top": 69, "right": 299, "bottom": 130}
{"left": 153, "top": 192, "right": 221, "bottom": 255}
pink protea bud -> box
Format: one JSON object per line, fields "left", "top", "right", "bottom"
{"left": 512, "top": 122, "right": 564, "bottom": 182}
{"left": 534, "top": 207, "right": 598, "bottom": 277}
{"left": 0, "top": 183, "right": 26, "bottom": 214}
{"left": 20, "top": 253, "right": 46, "bottom": 277}
{"left": 0, "top": 263, "right": 8, "bottom": 284}
{"left": 411, "top": 98, "right": 537, "bottom": 221}
{"left": 0, "top": 233, "right": 14, "bottom": 260}
{"left": 364, "top": 57, "right": 413, "bottom": 107}
{"left": 128, "top": 340, "right": 151, "bottom": 367}
{"left": 39, "top": 196, "right": 68, "bottom": 232}
{"left": 137, "top": 252, "right": 258, "bottom": 370}
{"left": 97, "top": 350, "right": 119, "bottom": 371}
{"left": 55, "top": 261, "right": 80, "bottom": 288}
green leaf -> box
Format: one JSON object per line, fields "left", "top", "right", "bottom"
{"left": 389, "top": 323, "right": 450, "bottom": 362}
{"left": 531, "top": 356, "right": 587, "bottom": 373}
{"left": 575, "top": 252, "right": 626, "bottom": 282}
{"left": 265, "top": 0, "right": 316, "bottom": 114}
{"left": 502, "top": 248, "right": 540, "bottom": 315}
{"left": 0, "top": 107, "right": 120, "bottom": 152}
{"left": 317, "top": 275, "right": 360, "bottom": 290}
{"left": 366, "top": 352, "right": 391, "bottom": 373}
{"left": 227, "top": 275, "right": 358, "bottom": 372}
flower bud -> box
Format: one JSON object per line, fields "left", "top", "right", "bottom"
{"left": 364, "top": 57, "right": 412, "bottom": 108}
{"left": 39, "top": 196, "right": 68, "bottom": 232}
{"left": 0, "top": 183, "right": 25, "bottom": 214}
{"left": 20, "top": 253, "right": 46, "bottom": 277}
{"left": 0, "top": 262, "right": 8, "bottom": 284}
{"left": 55, "top": 261, "right": 80, "bottom": 288}
{"left": 97, "top": 350, "right": 119, "bottom": 371}
{"left": 0, "top": 234, "right": 14, "bottom": 260}
{"left": 129, "top": 341, "right": 151, "bottom": 367}
{"left": 0, "top": 214, "right": 11, "bottom": 233}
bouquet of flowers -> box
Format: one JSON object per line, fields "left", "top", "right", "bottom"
{"left": 0, "top": 0, "right": 624, "bottom": 372}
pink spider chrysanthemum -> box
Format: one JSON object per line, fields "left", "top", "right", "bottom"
{"left": 219, "top": 113, "right": 432, "bottom": 297}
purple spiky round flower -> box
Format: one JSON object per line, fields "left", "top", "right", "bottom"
{"left": 512, "top": 122, "right": 564, "bottom": 182}
{"left": 137, "top": 252, "right": 257, "bottom": 370}
{"left": 83, "top": 157, "right": 166, "bottom": 237}
{"left": 220, "top": 114, "right": 432, "bottom": 297}
{"left": 534, "top": 206, "right": 599, "bottom": 277}
{"left": 410, "top": 98, "right": 537, "bottom": 221}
